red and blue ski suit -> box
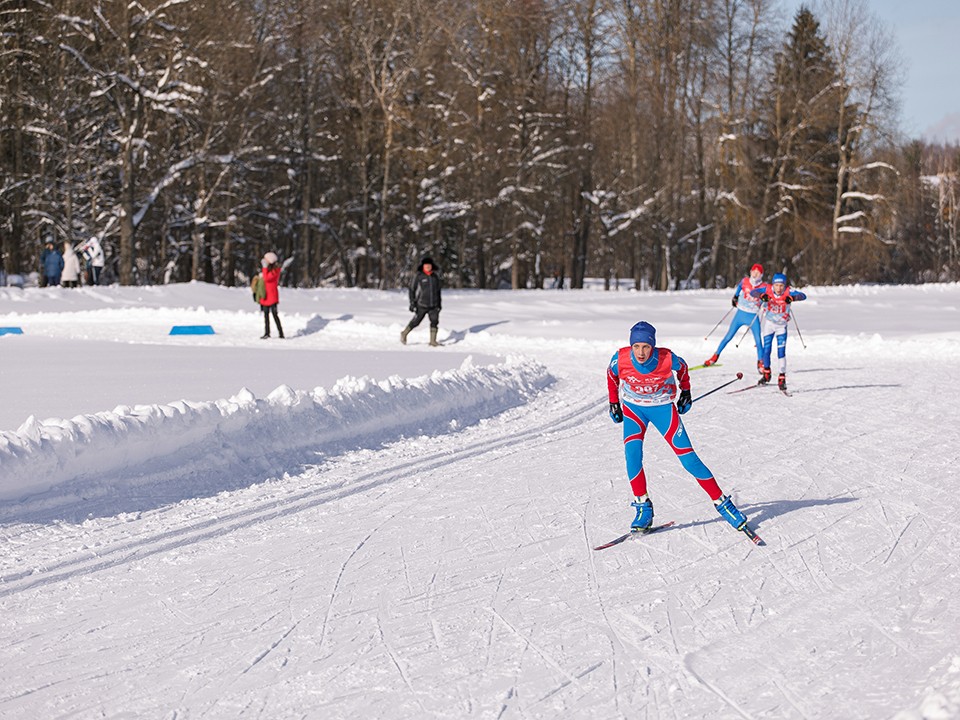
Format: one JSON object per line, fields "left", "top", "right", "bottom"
{"left": 607, "top": 347, "right": 723, "bottom": 501}
{"left": 749, "top": 284, "right": 807, "bottom": 372}
{"left": 713, "top": 276, "right": 765, "bottom": 361}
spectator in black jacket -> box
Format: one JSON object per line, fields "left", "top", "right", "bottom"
{"left": 401, "top": 256, "right": 442, "bottom": 346}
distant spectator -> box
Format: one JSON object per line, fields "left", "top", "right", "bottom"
{"left": 400, "top": 256, "right": 442, "bottom": 347}
{"left": 41, "top": 242, "right": 64, "bottom": 287}
{"left": 61, "top": 242, "right": 81, "bottom": 288}
{"left": 77, "top": 236, "right": 105, "bottom": 285}
{"left": 258, "top": 252, "right": 284, "bottom": 339}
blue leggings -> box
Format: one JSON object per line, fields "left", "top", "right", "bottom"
{"left": 621, "top": 401, "right": 714, "bottom": 495}
{"left": 715, "top": 309, "right": 762, "bottom": 360}
{"left": 761, "top": 327, "right": 788, "bottom": 371}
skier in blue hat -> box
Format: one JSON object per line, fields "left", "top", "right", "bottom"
{"left": 750, "top": 272, "right": 807, "bottom": 390}
{"left": 606, "top": 320, "right": 749, "bottom": 533}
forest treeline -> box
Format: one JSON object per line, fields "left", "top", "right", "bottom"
{"left": 1, "top": 0, "right": 958, "bottom": 289}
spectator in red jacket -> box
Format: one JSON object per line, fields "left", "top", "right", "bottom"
{"left": 259, "top": 252, "right": 284, "bottom": 339}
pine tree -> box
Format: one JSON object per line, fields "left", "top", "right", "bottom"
{"left": 758, "top": 7, "right": 851, "bottom": 282}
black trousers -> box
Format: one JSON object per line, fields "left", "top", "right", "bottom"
{"left": 408, "top": 307, "right": 440, "bottom": 329}
{"left": 262, "top": 303, "right": 284, "bottom": 337}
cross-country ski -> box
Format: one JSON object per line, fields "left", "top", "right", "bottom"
{"left": 593, "top": 521, "right": 677, "bottom": 550}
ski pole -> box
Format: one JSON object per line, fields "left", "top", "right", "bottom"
{"left": 692, "top": 373, "right": 744, "bottom": 404}
{"left": 791, "top": 307, "right": 807, "bottom": 349}
{"left": 735, "top": 308, "right": 763, "bottom": 348}
{"left": 704, "top": 307, "right": 733, "bottom": 341}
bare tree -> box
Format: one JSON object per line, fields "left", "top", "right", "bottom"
{"left": 707, "top": 0, "right": 777, "bottom": 286}
{"left": 815, "top": 0, "right": 902, "bottom": 278}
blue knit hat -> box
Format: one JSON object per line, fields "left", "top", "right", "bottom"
{"left": 772, "top": 273, "right": 787, "bottom": 284}
{"left": 629, "top": 321, "right": 656, "bottom": 347}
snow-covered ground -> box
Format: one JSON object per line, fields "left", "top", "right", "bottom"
{"left": 1, "top": 281, "right": 959, "bottom": 719}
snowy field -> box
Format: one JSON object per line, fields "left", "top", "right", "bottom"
{"left": 1, "top": 280, "right": 959, "bottom": 719}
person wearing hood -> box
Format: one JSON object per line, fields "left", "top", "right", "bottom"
{"left": 77, "top": 236, "right": 105, "bottom": 285}
{"left": 258, "top": 252, "right": 284, "bottom": 339}
{"left": 400, "top": 256, "right": 442, "bottom": 347}
{"left": 607, "top": 320, "right": 749, "bottom": 534}
{"left": 61, "top": 242, "right": 81, "bottom": 288}
{"left": 41, "top": 241, "right": 64, "bottom": 287}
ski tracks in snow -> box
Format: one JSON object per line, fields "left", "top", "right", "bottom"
{"left": 0, "top": 384, "right": 600, "bottom": 600}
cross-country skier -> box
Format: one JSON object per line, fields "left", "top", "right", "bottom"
{"left": 749, "top": 272, "right": 806, "bottom": 390}
{"left": 607, "top": 320, "right": 748, "bottom": 533}
{"left": 703, "top": 263, "right": 765, "bottom": 374}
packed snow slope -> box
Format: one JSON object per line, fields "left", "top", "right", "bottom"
{"left": 1, "top": 281, "right": 959, "bottom": 719}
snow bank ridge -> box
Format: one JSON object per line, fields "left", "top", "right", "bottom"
{"left": 0, "top": 357, "right": 554, "bottom": 504}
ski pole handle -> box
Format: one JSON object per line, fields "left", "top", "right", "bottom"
{"left": 692, "top": 373, "right": 743, "bottom": 404}
{"left": 704, "top": 307, "right": 734, "bottom": 341}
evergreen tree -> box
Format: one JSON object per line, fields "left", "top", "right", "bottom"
{"left": 758, "top": 6, "right": 851, "bottom": 282}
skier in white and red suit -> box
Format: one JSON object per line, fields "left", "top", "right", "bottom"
{"left": 606, "top": 320, "right": 748, "bottom": 533}
{"left": 749, "top": 272, "right": 807, "bottom": 390}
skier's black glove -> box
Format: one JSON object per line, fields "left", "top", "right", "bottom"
{"left": 409, "top": 304, "right": 415, "bottom": 312}
{"left": 760, "top": 293, "right": 770, "bottom": 302}
{"left": 785, "top": 295, "right": 793, "bottom": 303}
{"left": 609, "top": 402, "right": 623, "bottom": 424}
{"left": 676, "top": 389, "right": 692, "bottom": 415}
{"left": 731, "top": 297, "right": 738, "bottom": 308}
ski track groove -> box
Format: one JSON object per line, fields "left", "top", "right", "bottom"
{"left": 681, "top": 654, "right": 757, "bottom": 720}
{"left": 746, "top": 576, "right": 767, "bottom": 626}
{"left": 376, "top": 591, "right": 429, "bottom": 716}
{"left": 399, "top": 542, "right": 413, "bottom": 599}
{"left": 771, "top": 677, "right": 813, "bottom": 720}
{"left": 581, "top": 507, "right": 626, "bottom": 717}
{"left": 242, "top": 618, "right": 302, "bottom": 675}
{"left": 317, "top": 528, "right": 375, "bottom": 658}
{"left": 488, "top": 606, "right": 587, "bottom": 709}
{"left": 0, "top": 390, "right": 601, "bottom": 598}
{"left": 880, "top": 513, "right": 919, "bottom": 565}
{"left": 582, "top": 500, "right": 682, "bottom": 718}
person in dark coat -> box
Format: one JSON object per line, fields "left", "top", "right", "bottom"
{"left": 401, "top": 256, "right": 442, "bottom": 347}
{"left": 41, "top": 242, "right": 64, "bottom": 287}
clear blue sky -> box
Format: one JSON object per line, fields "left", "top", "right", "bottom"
{"left": 786, "top": 0, "right": 960, "bottom": 143}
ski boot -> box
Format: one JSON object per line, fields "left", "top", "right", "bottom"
{"left": 715, "top": 495, "right": 747, "bottom": 530}
{"left": 778, "top": 373, "right": 787, "bottom": 391}
{"left": 757, "top": 360, "right": 764, "bottom": 376}
{"left": 703, "top": 354, "right": 719, "bottom": 367}
{"left": 630, "top": 499, "right": 654, "bottom": 531}
{"left": 759, "top": 366, "right": 771, "bottom": 384}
